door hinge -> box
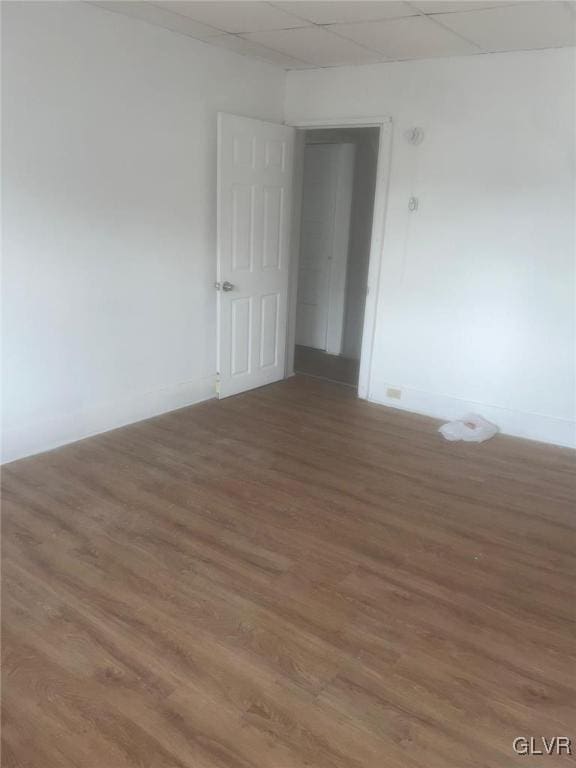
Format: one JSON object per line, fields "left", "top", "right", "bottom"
{"left": 215, "top": 372, "right": 220, "bottom": 394}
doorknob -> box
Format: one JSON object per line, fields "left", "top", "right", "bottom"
{"left": 216, "top": 280, "right": 235, "bottom": 292}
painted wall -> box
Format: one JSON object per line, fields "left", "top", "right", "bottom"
{"left": 2, "top": 1, "right": 285, "bottom": 462}
{"left": 286, "top": 48, "right": 576, "bottom": 447}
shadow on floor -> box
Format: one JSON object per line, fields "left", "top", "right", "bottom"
{"left": 294, "top": 345, "right": 359, "bottom": 387}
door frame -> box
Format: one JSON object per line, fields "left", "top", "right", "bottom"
{"left": 285, "top": 116, "right": 392, "bottom": 400}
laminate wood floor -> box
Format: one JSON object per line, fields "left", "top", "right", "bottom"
{"left": 2, "top": 375, "right": 575, "bottom": 767}
{"left": 294, "top": 345, "right": 359, "bottom": 387}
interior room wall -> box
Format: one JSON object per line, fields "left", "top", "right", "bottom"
{"left": 4, "top": 5, "right": 574, "bottom": 459}
{"left": 1, "top": 1, "right": 286, "bottom": 463}
{"left": 286, "top": 48, "right": 576, "bottom": 447}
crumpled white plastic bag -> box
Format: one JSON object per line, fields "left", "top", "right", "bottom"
{"left": 439, "top": 413, "right": 498, "bottom": 443}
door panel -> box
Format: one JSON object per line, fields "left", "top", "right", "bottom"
{"left": 296, "top": 143, "right": 355, "bottom": 355}
{"left": 260, "top": 293, "right": 279, "bottom": 368}
{"left": 231, "top": 184, "right": 254, "bottom": 271}
{"left": 230, "top": 297, "right": 251, "bottom": 376}
{"left": 262, "top": 186, "right": 283, "bottom": 269}
{"left": 217, "top": 113, "right": 294, "bottom": 398}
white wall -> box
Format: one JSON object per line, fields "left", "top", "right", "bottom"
{"left": 4, "top": 9, "right": 574, "bottom": 459}
{"left": 286, "top": 48, "right": 576, "bottom": 447}
{"left": 1, "top": 1, "right": 285, "bottom": 462}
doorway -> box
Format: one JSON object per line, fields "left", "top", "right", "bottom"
{"left": 216, "top": 113, "right": 390, "bottom": 402}
{"left": 292, "top": 127, "right": 380, "bottom": 389}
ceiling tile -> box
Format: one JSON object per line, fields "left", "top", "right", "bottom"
{"left": 410, "top": 1, "right": 514, "bottom": 14}
{"left": 206, "top": 33, "right": 314, "bottom": 68}
{"left": 436, "top": 1, "right": 576, "bottom": 51}
{"left": 90, "top": 1, "right": 222, "bottom": 38}
{"left": 275, "top": 1, "right": 418, "bottom": 24}
{"left": 158, "top": 1, "right": 305, "bottom": 33}
{"left": 330, "top": 15, "right": 479, "bottom": 59}
{"left": 244, "top": 26, "right": 385, "bottom": 66}
{"left": 90, "top": 0, "right": 576, "bottom": 68}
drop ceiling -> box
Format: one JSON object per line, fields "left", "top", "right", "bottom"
{"left": 90, "top": 1, "right": 576, "bottom": 69}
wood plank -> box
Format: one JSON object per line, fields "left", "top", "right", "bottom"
{"left": 2, "top": 375, "right": 575, "bottom": 766}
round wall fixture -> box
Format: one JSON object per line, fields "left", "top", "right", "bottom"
{"left": 404, "top": 127, "right": 424, "bottom": 145}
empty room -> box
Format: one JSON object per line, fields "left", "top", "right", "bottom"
{"left": 2, "top": 1, "right": 575, "bottom": 766}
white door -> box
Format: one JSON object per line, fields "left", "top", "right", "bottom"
{"left": 296, "top": 143, "right": 355, "bottom": 354}
{"left": 217, "top": 113, "right": 294, "bottom": 398}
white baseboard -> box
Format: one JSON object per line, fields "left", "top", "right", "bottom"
{"left": 369, "top": 380, "right": 575, "bottom": 449}
{"left": 2, "top": 375, "right": 216, "bottom": 464}
{"left": 5, "top": 375, "right": 573, "bottom": 464}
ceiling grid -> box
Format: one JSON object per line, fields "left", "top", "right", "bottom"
{"left": 89, "top": 1, "right": 576, "bottom": 69}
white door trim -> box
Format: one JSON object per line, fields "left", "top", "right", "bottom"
{"left": 285, "top": 116, "right": 392, "bottom": 401}
{"left": 289, "top": 116, "right": 392, "bottom": 129}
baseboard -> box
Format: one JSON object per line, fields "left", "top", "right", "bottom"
{"left": 369, "top": 380, "right": 575, "bottom": 449}
{"left": 5, "top": 376, "right": 573, "bottom": 464}
{"left": 2, "top": 375, "right": 216, "bottom": 464}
